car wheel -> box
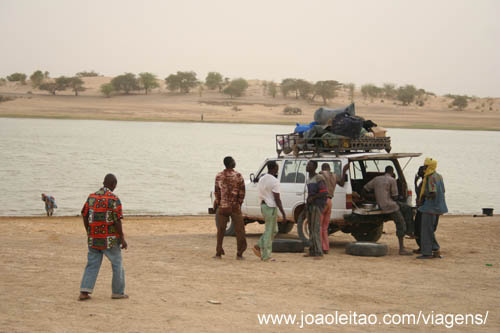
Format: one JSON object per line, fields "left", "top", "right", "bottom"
{"left": 214, "top": 209, "right": 236, "bottom": 236}
{"left": 352, "top": 224, "right": 383, "bottom": 242}
{"left": 296, "top": 209, "right": 311, "bottom": 246}
{"left": 272, "top": 239, "right": 304, "bottom": 253}
{"left": 345, "top": 242, "right": 388, "bottom": 257}
{"left": 277, "top": 221, "right": 294, "bottom": 234}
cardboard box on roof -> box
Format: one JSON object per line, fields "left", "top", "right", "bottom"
{"left": 371, "top": 126, "right": 387, "bottom": 137}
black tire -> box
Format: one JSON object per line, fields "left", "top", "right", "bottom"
{"left": 214, "top": 209, "right": 236, "bottom": 236}
{"left": 327, "top": 224, "right": 340, "bottom": 235}
{"left": 352, "top": 224, "right": 383, "bottom": 242}
{"left": 277, "top": 221, "right": 294, "bottom": 234}
{"left": 272, "top": 239, "right": 305, "bottom": 253}
{"left": 296, "top": 209, "right": 309, "bottom": 241}
{"left": 345, "top": 242, "right": 388, "bottom": 257}
{"left": 296, "top": 209, "right": 312, "bottom": 247}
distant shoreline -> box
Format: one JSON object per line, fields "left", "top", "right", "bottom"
{"left": 1, "top": 114, "right": 499, "bottom": 132}
{"left": 2, "top": 78, "right": 500, "bottom": 131}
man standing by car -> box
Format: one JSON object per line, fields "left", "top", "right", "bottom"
{"left": 417, "top": 158, "right": 447, "bottom": 259}
{"left": 319, "top": 163, "right": 349, "bottom": 254}
{"left": 79, "top": 174, "right": 128, "bottom": 301}
{"left": 363, "top": 166, "right": 412, "bottom": 255}
{"left": 253, "top": 161, "right": 286, "bottom": 262}
{"left": 304, "top": 160, "right": 328, "bottom": 258}
{"left": 213, "top": 156, "right": 247, "bottom": 260}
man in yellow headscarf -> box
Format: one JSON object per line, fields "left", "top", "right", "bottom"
{"left": 416, "top": 158, "right": 448, "bottom": 259}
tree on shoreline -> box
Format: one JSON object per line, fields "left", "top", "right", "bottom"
{"left": 223, "top": 78, "right": 248, "bottom": 98}
{"left": 296, "top": 79, "right": 313, "bottom": 100}
{"left": 313, "top": 80, "right": 341, "bottom": 105}
{"left": 30, "top": 70, "right": 45, "bottom": 88}
{"left": 345, "top": 83, "right": 356, "bottom": 102}
{"left": 100, "top": 83, "right": 114, "bottom": 97}
{"left": 205, "top": 72, "right": 223, "bottom": 91}
{"left": 267, "top": 81, "right": 277, "bottom": 98}
{"left": 39, "top": 76, "right": 71, "bottom": 95}
{"left": 165, "top": 71, "right": 198, "bottom": 93}
{"left": 76, "top": 70, "right": 99, "bottom": 77}
{"left": 280, "top": 78, "right": 296, "bottom": 98}
{"left": 39, "top": 82, "right": 58, "bottom": 95}
{"left": 361, "top": 84, "right": 382, "bottom": 100}
{"left": 111, "top": 73, "right": 139, "bottom": 94}
{"left": 382, "top": 83, "right": 396, "bottom": 99}
{"left": 7, "top": 73, "right": 27, "bottom": 85}
{"left": 138, "top": 72, "right": 159, "bottom": 95}
{"left": 396, "top": 85, "right": 417, "bottom": 105}
{"left": 69, "top": 77, "right": 85, "bottom": 96}
{"left": 449, "top": 95, "right": 468, "bottom": 110}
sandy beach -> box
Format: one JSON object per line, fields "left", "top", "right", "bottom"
{"left": 1, "top": 78, "right": 500, "bottom": 131}
{"left": 0, "top": 214, "right": 498, "bottom": 332}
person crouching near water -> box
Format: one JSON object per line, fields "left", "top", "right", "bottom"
{"left": 41, "top": 193, "right": 57, "bottom": 216}
{"left": 416, "top": 158, "right": 447, "bottom": 259}
{"left": 304, "top": 160, "right": 328, "bottom": 259}
{"left": 362, "top": 166, "right": 412, "bottom": 255}
{"left": 318, "top": 163, "right": 349, "bottom": 254}
{"left": 253, "top": 161, "right": 286, "bottom": 262}
{"left": 213, "top": 156, "right": 247, "bottom": 260}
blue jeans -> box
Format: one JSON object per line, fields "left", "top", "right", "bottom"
{"left": 80, "top": 246, "right": 125, "bottom": 294}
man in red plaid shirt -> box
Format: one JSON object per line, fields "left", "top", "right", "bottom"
{"left": 213, "top": 156, "right": 247, "bottom": 260}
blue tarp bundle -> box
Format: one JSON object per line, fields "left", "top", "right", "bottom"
{"left": 294, "top": 121, "right": 318, "bottom": 134}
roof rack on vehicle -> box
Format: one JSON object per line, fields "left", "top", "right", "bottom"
{"left": 276, "top": 133, "right": 391, "bottom": 157}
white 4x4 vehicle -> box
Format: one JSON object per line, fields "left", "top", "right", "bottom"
{"left": 214, "top": 151, "right": 420, "bottom": 243}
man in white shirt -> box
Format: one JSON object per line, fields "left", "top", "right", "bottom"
{"left": 253, "top": 161, "right": 286, "bottom": 262}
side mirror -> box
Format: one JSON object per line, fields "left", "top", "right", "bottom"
{"left": 344, "top": 174, "right": 348, "bottom": 183}
{"left": 250, "top": 173, "right": 255, "bottom": 183}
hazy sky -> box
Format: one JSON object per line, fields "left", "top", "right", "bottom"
{"left": 1, "top": 0, "right": 499, "bottom": 97}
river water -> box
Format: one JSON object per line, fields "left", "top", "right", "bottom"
{"left": 0, "top": 118, "right": 498, "bottom": 216}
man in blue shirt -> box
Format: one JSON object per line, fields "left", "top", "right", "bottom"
{"left": 417, "top": 158, "right": 448, "bottom": 259}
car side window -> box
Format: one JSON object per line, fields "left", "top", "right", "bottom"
{"left": 280, "top": 160, "right": 300, "bottom": 183}
{"left": 296, "top": 160, "right": 307, "bottom": 183}
{"left": 364, "top": 160, "right": 398, "bottom": 179}
{"left": 350, "top": 161, "right": 364, "bottom": 180}
{"left": 256, "top": 160, "right": 283, "bottom": 181}
{"left": 316, "top": 161, "right": 342, "bottom": 178}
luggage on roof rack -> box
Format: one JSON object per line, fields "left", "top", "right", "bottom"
{"left": 276, "top": 133, "right": 391, "bottom": 157}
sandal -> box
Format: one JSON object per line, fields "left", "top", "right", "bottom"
{"left": 399, "top": 249, "right": 413, "bottom": 256}
{"left": 416, "top": 255, "right": 434, "bottom": 259}
{"left": 262, "top": 258, "right": 276, "bottom": 262}
{"left": 252, "top": 246, "right": 261, "bottom": 259}
{"left": 111, "top": 294, "right": 129, "bottom": 299}
{"left": 78, "top": 294, "right": 91, "bottom": 301}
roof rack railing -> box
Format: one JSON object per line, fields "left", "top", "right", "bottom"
{"left": 276, "top": 133, "right": 391, "bottom": 158}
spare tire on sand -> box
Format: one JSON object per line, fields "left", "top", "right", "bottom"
{"left": 345, "top": 242, "right": 388, "bottom": 257}
{"left": 272, "top": 239, "right": 305, "bottom": 253}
